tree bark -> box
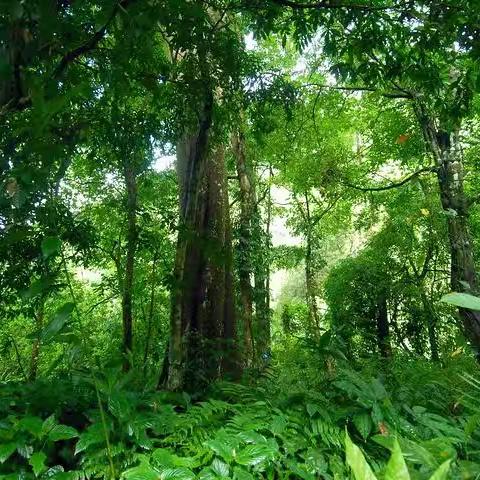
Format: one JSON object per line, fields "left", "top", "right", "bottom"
{"left": 161, "top": 94, "right": 240, "bottom": 391}
{"left": 304, "top": 193, "right": 321, "bottom": 333}
{"left": 121, "top": 159, "right": 138, "bottom": 369}
{"left": 415, "top": 104, "right": 480, "bottom": 360}
{"left": 232, "top": 129, "right": 255, "bottom": 365}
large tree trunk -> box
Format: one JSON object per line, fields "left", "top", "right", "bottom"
{"left": 415, "top": 105, "right": 480, "bottom": 360}
{"left": 161, "top": 95, "right": 240, "bottom": 391}
{"left": 121, "top": 159, "right": 138, "bottom": 369}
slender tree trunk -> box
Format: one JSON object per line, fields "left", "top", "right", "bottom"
{"left": 252, "top": 170, "right": 272, "bottom": 362}
{"left": 375, "top": 294, "right": 391, "bottom": 358}
{"left": 420, "top": 290, "right": 439, "bottom": 362}
{"left": 161, "top": 94, "right": 240, "bottom": 391}
{"left": 232, "top": 129, "right": 255, "bottom": 365}
{"left": 305, "top": 232, "right": 320, "bottom": 333}
{"left": 415, "top": 104, "right": 480, "bottom": 360}
{"left": 254, "top": 246, "right": 270, "bottom": 360}
{"left": 143, "top": 252, "right": 158, "bottom": 377}
{"left": 29, "top": 299, "right": 44, "bottom": 381}
{"left": 262, "top": 166, "right": 273, "bottom": 353}
{"left": 121, "top": 159, "right": 138, "bottom": 369}
{"left": 304, "top": 193, "right": 320, "bottom": 333}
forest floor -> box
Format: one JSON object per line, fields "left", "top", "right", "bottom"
{"left": 1, "top": 346, "right": 480, "bottom": 479}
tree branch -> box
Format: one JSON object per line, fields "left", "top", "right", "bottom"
{"left": 311, "top": 194, "right": 341, "bottom": 226}
{"left": 54, "top": 0, "right": 135, "bottom": 78}
{"left": 341, "top": 166, "right": 436, "bottom": 192}
{"left": 303, "top": 83, "right": 413, "bottom": 99}
{"left": 270, "top": 0, "right": 401, "bottom": 11}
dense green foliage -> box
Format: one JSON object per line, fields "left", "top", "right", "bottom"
{"left": 2, "top": 0, "right": 480, "bottom": 478}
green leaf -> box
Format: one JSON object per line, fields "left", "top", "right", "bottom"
{"left": 211, "top": 458, "right": 229, "bottom": 477}
{"left": 440, "top": 292, "right": 480, "bottom": 310}
{"left": 235, "top": 444, "right": 276, "bottom": 467}
{"left": 0, "top": 443, "right": 16, "bottom": 463}
{"left": 41, "top": 236, "right": 62, "bottom": 259}
{"left": 152, "top": 449, "right": 199, "bottom": 468}
{"left": 385, "top": 440, "right": 410, "bottom": 480}
{"left": 306, "top": 404, "right": 318, "bottom": 417}
{"left": 74, "top": 423, "right": 105, "bottom": 454}
{"left": 18, "top": 416, "right": 43, "bottom": 437}
{"left": 122, "top": 463, "right": 160, "bottom": 480}
{"left": 159, "top": 467, "right": 195, "bottom": 480}
{"left": 29, "top": 451, "right": 47, "bottom": 477}
{"left": 206, "top": 438, "right": 234, "bottom": 463}
{"left": 233, "top": 467, "right": 255, "bottom": 480}
{"left": 42, "top": 415, "right": 56, "bottom": 435}
{"left": 152, "top": 448, "right": 175, "bottom": 466}
{"left": 197, "top": 468, "right": 217, "bottom": 480}
{"left": 271, "top": 415, "right": 287, "bottom": 435}
{"left": 42, "top": 303, "right": 75, "bottom": 343}
{"left": 428, "top": 460, "right": 452, "bottom": 480}
{"left": 371, "top": 434, "right": 395, "bottom": 450}
{"left": 345, "top": 430, "right": 377, "bottom": 480}
{"left": 108, "top": 391, "right": 131, "bottom": 420}
{"left": 22, "top": 276, "right": 55, "bottom": 300}
{"left": 353, "top": 412, "right": 373, "bottom": 440}
{"left": 48, "top": 424, "right": 78, "bottom": 442}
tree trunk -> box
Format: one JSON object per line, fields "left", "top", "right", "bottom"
{"left": 232, "top": 129, "right": 271, "bottom": 364}
{"left": 143, "top": 252, "right": 158, "bottom": 378}
{"left": 304, "top": 193, "right": 320, "bottom": 334}
{"left": 252, "top": 172, "right": 271, "bottom": 362}
{"left": 121, "top": 159, "right": 138, "bottom": 370}
{"left": 232, "top": 129, "right": 255, "bottom": 365}
{"left": 161, "top": 94, "right": 240, "bottom": 391}
{"left": 415, "top": 104, "right": 480, "bottom": 360}
{"left": 421, "top": 290, "right": 439, "bottom": 362}
{"left": 375, "top": 294, "right": 391, "bottom": 358}
{"left": 29, "top": 299, "right": 44, "bottom": 381}
{"left": 254, "top": 243, "right": 270, "bottom": 361}
{"left": 259, "top": 166, "right": 273, "bottom": 357}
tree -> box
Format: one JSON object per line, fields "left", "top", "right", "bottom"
{"left": 304, "top": 1, "right": 480, "bottom": 359}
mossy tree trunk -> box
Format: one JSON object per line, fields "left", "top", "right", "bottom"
{"left": 232, "top": 129, "right": 255, "bottom": 365}
{"left": 161, "top": 94, "right": 240, "bottom": 391}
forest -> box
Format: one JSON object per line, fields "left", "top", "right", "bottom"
{"left": 2, "top": 0, "right": 480, "bottom": 478}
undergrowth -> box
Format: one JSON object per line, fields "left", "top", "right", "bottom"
{"left": 1, "top": 348, "right": 480, "bottom": 479}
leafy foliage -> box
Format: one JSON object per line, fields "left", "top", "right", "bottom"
{"left": 3, "top": 1, "right": 480, "bottom": 479}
